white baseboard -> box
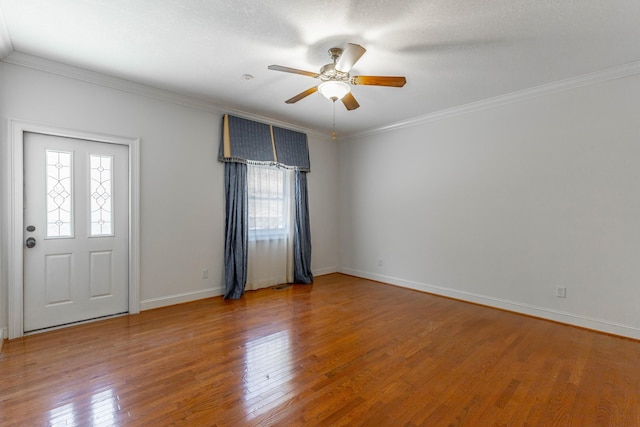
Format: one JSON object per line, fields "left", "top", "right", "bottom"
{"left": 140, "top": 286, "right": 225, "bottom": 311}
{"left": 339, "top": 267, "right": 640, "bottom": 340}
{"left": 313, "top": 266, "right": 339, "bottom": 277}
{"left": 139, "top": 269, "right": 337, "bottom": 311}
{"left": 0, "top": 326, "right": 6, "bottom": 350}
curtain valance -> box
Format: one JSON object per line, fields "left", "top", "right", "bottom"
{"left": 218, "top": 114, "right": 310, "bottom": 172}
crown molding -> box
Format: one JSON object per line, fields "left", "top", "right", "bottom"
{"left": 7, "top": 50, "right": 637, "bottom": 143}
{"left": 3, "top": 51, "right": 228, "bottom": 112}
{"left": 1, "top": 51, "right": 326, "bottom": 138}
{"left": 345, "top": 60, "right": 640, "bottom": 140}
{"left": 0, "top": 7, "right": 13, "bottom": 59}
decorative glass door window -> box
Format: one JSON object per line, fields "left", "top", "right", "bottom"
{"left": 46, "top": 150, "right": 74, "bottom": 238}
{"left": 89, "top": 154, "right": 113, "bottom": 236}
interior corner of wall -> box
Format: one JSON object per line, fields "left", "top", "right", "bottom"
{"left": 0, "top": 9, "right": 14, "bottom": 60}
{"left": 0, "top": 326, "right": 6, "bottom": 350}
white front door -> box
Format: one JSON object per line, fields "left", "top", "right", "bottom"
{"left": 23, "top": 132, "right": 129, "bottom": 332}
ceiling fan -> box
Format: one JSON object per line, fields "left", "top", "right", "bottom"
{"left": 268, "top": 43, "right": 406, "bottom": 111}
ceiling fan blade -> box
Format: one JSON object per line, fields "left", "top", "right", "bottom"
{"left": 335, "top": 43, "right": 366, "bottom": 73}
{"left": 341, "top": 92, "right": 360, "bottom": 111}
{"left": 285, "top": 86, "right": 319, "bottom": 104}
{"left": 268, "top": 65, "right": 320, "bottom": 78}
{"left": 351, "top": 75, "right": 407, "bottom": 87}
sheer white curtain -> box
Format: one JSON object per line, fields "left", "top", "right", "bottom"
{"left": 246, "top": 164, "right": 294, "bottom": 290}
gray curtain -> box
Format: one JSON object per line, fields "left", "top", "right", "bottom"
{"left": 220, "top": 114, "right": 313, "bottom": 296}
{"left": 224, "top": 162, "right": 248, "bottom": 299}
{"left": 293, "top": 171, "right": 313, "bottom": 284}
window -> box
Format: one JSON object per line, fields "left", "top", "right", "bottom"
{"left": 247, "top": 164, "right": 292, "bottom": 240}
{"left": 46, "top": 150, "right": 74, "bottom": 238}
{"left": 89, "top": 154, "right": 114, "bottom": 236}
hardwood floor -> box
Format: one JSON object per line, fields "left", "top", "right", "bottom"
{"left": 1, "top": 273, "right": 640, "bottom": 426}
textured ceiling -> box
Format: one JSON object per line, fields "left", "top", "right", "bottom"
{"left": 1, "top": 0, "right": 640, "bottom": 135}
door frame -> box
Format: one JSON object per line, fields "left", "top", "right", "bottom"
{"left": 7, "top": 119, "right": 140, "bottom": 339}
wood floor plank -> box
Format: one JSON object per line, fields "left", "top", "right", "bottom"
{"left": 1, "top": 273, "right": 640, "bottom": 426}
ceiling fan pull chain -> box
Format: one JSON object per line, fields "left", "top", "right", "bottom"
{"left": 332, "top": 100, "right": 337, "bottom": 142}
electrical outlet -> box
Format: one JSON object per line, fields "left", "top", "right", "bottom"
{"left": 556, "top": 286, "right": 566, "bottom": 298}
{"left": 377, "top": 258, "right": 383, "bottom": 266}
{"left": 201, "top": 268, "right": 209, "bottom": 279}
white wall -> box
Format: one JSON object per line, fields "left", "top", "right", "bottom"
{"left": 307, "top": 133, "right": 340, "bottom": 276}
{"left": 0, "top": 59, "right": 339, "bottom": 335}
{"left": 339, "top": 72, "right": 640, "bottom": 339}
{"left": 0, "top": 59, "right": 4, "bottom": 343}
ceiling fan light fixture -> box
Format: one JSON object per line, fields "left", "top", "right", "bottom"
{"left": 318, "top": 81, "right": 350, "bottom": 101}
{"left": 269, "top": 42, "right": 405, "bottom": 110}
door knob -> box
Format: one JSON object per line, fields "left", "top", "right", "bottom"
{"left": 26, "top": 237, "right": 36, "bottom": 248}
